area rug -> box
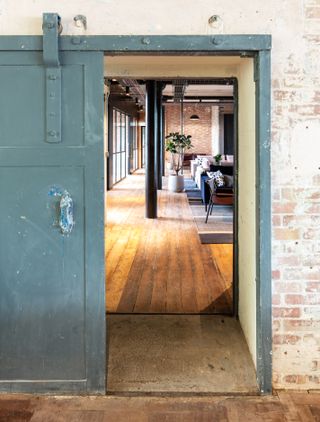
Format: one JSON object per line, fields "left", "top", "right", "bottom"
{"left": 189, "top": 203, "right": 233, "bottom": 244}
{"left": 184, "top": 177, "right": 199, "bottom": 192}
{"left": 184, "top": 177, "right": 202, "bottom": 203}
{"left": 184, "top": 177, "right": 233, "bottom": 244}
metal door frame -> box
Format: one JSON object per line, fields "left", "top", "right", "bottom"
{"left": 0, "top": 31, "right": 271, "bottom": 394}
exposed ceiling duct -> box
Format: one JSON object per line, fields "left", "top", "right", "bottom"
{"left": 172, "top": 79, "right": 187, "bottom": 103}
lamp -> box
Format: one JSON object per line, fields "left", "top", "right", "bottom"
{"left": 190, "top": 114, "right": 200, "bottom": 121}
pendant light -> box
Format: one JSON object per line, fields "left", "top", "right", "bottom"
{"left": 190, "top": 114, "right": 200, "bottom": 121}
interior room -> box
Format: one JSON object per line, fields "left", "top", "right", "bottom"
{"left": 104, "top": 55, "right": 258, "bottom": 394}
{"left": 105, "top": 78, "right": 234, "bottom": 314}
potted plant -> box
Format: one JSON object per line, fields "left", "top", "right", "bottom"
{"left": 165, "top": 132, "right": 193, "bottom": 192}
{"left": 214, "top": 153, "right": 222, "bottom": 165}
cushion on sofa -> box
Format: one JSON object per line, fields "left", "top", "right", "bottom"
{"left": 224, "top": 174, "right": 233, "bottom": 188}
{"left": 201, "top": 158, "right": 211, "bottom": 170}
{"left": 208, "top": 170, "right": 225, "bottom": 187}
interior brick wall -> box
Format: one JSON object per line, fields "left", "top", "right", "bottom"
{"left": 164, "top": 104, "right": 214, "bottom": 155}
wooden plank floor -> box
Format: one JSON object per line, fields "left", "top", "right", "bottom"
{"left": 2, "top": 392, "right": 320, "bottom": 421}
{"left": 106, "top": 172, "right": 233, "bottom": 314}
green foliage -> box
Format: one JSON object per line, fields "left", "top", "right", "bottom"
{"left": 165, "top": 132, "right": 193, "bottom": 153}
{"left": 165, "top": 132, "right": 193, "bottom": 175}
{"left": 214, "top": 153, "right": 222, "bottom": 164}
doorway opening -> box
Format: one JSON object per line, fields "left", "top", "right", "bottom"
{"left": 104, "top": 55, "right": 258, "bottom": 394}
{"left": 106, "top": 78, "right": 234, "bottom": 315}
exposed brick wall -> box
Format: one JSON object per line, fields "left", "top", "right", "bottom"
{"left": 164, "top": 104, "right": 214, "bottom": 155}
{"left": 271, "top": 1, "right": 320, "bottom": 390}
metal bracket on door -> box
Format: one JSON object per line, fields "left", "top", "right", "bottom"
{"left": 43, "top": 13, "right": 62, "bottom": 143}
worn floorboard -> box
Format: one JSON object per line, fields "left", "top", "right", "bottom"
{"left": 1, "top": 392, "right": 320, "bottom": 421}
{"left": 106, "top": 173, "right": 233, "bottom": 314}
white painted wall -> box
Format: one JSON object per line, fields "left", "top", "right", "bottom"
{"left": 237, "top": 58, "right": 257, "bottom": 367}
{"left": 211, "top": 106, "right": 220, "bottom": 155}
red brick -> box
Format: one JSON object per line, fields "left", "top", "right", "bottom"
{"left": 289, "top": 104, "right": 320, "bottom": 115}
{"left": 285, "top": 294, "right": 304, "bottom": 305}
{"left": 276, "top": 255, "right": 301, "bottom": 266}
{"left": 272, "top": 215, "right": 281, "bottom": 227}
{"left": 274, "top": 228, "right": 300, "bottom": 241}
{"left": 272, "top": 294, "right": 281, "bottom": 305}
{"left": 304, "top": 270, "right": 320, "bottom": 281}
{"left": 165, "top": 104, "right": 213, "bottom": 154}
{"left": 273, "top": 90, "right": 297, "bottom": 102}
{"left": 282, "top": 215, "right": 320, "bottom": 227}
{"left": 284, "top": 375, "right": 307, "bottom": 384}
{"left": 273, "top": 282, "right": 302, "bottom": 293}
{"left": 272, "top": 307, "right": 301, "bottom": 318}
{"left": 273, "top": 335, "right": 301, "bottom": 345}
{"left": 273, "top": 202, "right": 297, "bottom": 214}
{"left": 272, "top": 270, "right": 281, "bottom": 280}
{"left": 281, "top": 188, "right": 302, "bottom": 201}
{"left": 283, "top": 319, "right": 314, "bottom": 331}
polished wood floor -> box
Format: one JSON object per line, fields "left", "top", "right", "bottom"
{"left": 1, "top": 392, "right": 320, "bottom": 421}
{"left": 106, "top": 172, "right": 233, "bottom": 314}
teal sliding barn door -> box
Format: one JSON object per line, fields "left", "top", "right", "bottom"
{"left": 0, "top": 50, "right": 105, "bottom": 393}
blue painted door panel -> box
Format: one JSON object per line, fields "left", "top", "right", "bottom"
{"left": 0, "top": 52, "right": 105, "bottom": 393}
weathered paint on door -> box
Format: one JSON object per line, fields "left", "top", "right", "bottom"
{"left": 0, "top": 51, "right": 105, "bottom": 393}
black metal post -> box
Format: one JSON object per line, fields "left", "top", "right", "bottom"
{"left": 156, "top": 82, "right": 163, "bottom": 189}
{"left": 145, "top": 80, "right": 157, "bottom": 218}
{"left": 162, "top": 105, "right": 166, "bottom": 176}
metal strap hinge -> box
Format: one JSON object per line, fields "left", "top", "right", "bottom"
{"left": 43, "top": 13, "right": 62, "bottom": 143}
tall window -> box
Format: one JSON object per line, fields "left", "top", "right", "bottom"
{"left": 112, "top": 109, "right": 128, "bottom": 184}
{"left": 131, "top": 118, "right": 138, "bottom": 172}
{"left": 141, "top": 126, "right": 146, "bottom": 168}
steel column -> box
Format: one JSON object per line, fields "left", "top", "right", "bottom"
{"left": 145, "top": 80, "right": 157, "bottom": 218}
{"left": 156, "top": 82, "right": 163, "bottom": 189}
{"left": 161, "top": 105, "right": 166, "bottom": 176}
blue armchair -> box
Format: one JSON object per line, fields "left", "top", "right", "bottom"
{"left": 200, "top": 165, "right": 234, "bottom": 210}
